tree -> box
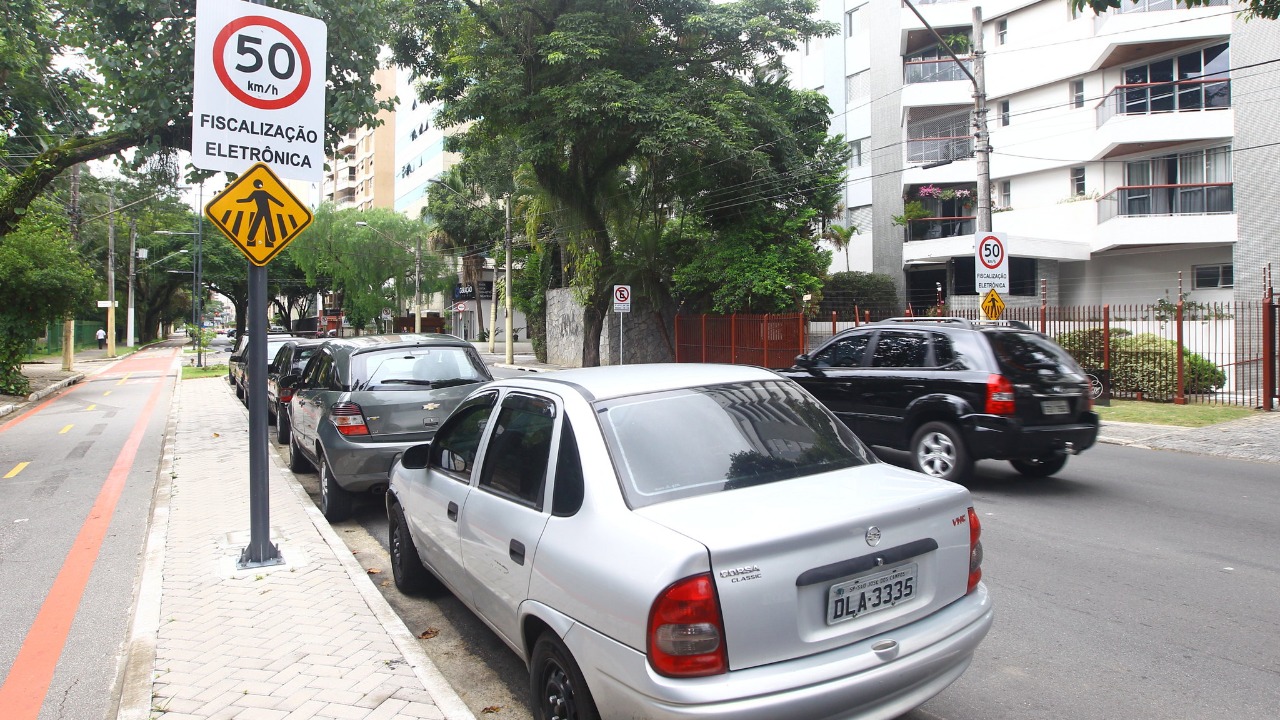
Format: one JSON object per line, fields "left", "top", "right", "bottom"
{"left": 426, "top": 166, "right": 506, "bottom": 340}
{"left": 0, "top": 0, "right": 394, "bottom": 236}
{"left": 817, "top": 271, "right": 901, "bottom": 319}
{"left": 391, "top": 0, "right": 838, "bottom": 366}
{"left": 823, "top": 224, "right": 858, "bottom": 273}
{"left": 1069, "top": 0, "right": 1277, "bottom": 18}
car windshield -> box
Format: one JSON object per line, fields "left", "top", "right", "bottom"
{"left": 987, "top": 331, "right": 1084, "bottom": 380}
{"left": 596, "top": 380, "right": 876, "bottom": 508}
{"left": 352, "top": 346, "right": 491, "bottom": 390}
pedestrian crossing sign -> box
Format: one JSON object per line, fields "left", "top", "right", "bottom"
{"left": 204, "top": 162, "right": 312, "bottom": 266}
{"left": 981, "top": 288, "right": 1006, "bottom": 320}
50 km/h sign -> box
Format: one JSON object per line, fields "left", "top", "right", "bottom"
{"left": 192, "top": 0, "right": 327, "bottom": 181}
{"left": 974, "top": 232, "right": 1010, "bottom": 295}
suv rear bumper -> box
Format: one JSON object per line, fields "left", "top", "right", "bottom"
{"left": 961, "top": 412, "right": 1099, "bottom": 460}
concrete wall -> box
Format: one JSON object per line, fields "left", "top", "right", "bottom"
{"left": 545, "top": 288, "right": 675, "bottom": 367}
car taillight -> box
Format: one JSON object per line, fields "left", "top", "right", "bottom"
{"left": 986, "top": 374, "right": 1016, "bottom": 415}
{"left": 329, "top": 401, "right": 369, "bottom": 436}
{"left": 280, "top": 388, "right": 294, "bottom": 403}
{"left": 967, "top": 506, "right": 983, "bottom": 594}
{"left": 647, "top": 574, "right": 727, "bottom": 677}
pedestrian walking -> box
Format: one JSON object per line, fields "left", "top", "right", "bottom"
{"left": 96, "top": 327, "right": 106, "bottom": 349}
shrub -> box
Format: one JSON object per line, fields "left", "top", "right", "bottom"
{"left": 818, "top": 271, "right": 900, "bottom": 319}
{"left": 1055, "top": 329, "right": 1224, "bottom": 399}
{"left": 1054, "top": 327, "right": 1131, "bottom": 370}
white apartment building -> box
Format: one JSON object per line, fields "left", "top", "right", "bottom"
{"left": 789, "top": 0, "right": 1280, "bottom": 311}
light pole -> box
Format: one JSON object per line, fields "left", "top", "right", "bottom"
{"left": 356, "top": 221, "right": 421, "bottom": 333}
{"left": 132, "top": 247, "right": 189, "bottom": 346}
{"left": 155, "top": 228, "right": 204, "bottom": 365}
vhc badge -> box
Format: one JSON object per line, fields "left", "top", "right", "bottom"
{"left": 865, "top": 526, "right": 882, "bottom": 547}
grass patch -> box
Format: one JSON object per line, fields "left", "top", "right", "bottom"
{"left": 1096, "top": 399, "right": 1258, "bottom": 428}
{"left": 182, "top": 363, "right": 229, "bottom": 380}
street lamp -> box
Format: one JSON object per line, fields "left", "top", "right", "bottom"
{"left": 155, "top": 228, "right": 205, "bottom": 366}
{"left": 355, "top": 221, "right": 422, "bottom": 334}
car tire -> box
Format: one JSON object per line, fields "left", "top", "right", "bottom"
{"left": 318, "top": 452, "right": 354, "bottom": 522}
{"left": 389, "top": 502, "right": 434, "bottom": 594}
{"left": 529, "top": 633, "right": 600, "bottom": 720}
{"left": 1010, "top": 454, "right": 1068, "bottom": 478}
{"left": 910, "top": 421, "right": 973, "bottom": 483}
{"left": 235, "top": 381, "right": 245, "bottom": 400}
{"left": 287, "top": 433, "right": 314, "bottom": 474}
{"left": 275, "top": 406, "right": 290, "bottom": 445}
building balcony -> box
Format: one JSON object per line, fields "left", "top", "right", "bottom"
{"left": 905, "top": 216, "right": 975, "bottom": 242}
{"left": 1093, "top": 0, "right": 1228, "bottom": 33}
{"left": 335, "top": 188, "right": 356, "bottom": 205}
{"left": 1096, "top": 79, "right": 1230, "bottom": 127}
{"left": 906, "top": 135, "right": 973, "bottom": 164}
{"left": 337, "top": 131, "right": 357, "bottom": 153}
{"left": 1097, "top": 182, "right": 1233, "bottom": 224}
{"left": 905, "top": 57, "right": 972, "bottom": 84}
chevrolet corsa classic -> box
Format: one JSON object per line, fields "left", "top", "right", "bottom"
{"left": 386, "top": 364, "right": 993, "bottom": 720}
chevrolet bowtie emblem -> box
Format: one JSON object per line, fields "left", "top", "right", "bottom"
{"left": 423, "top": 403, "right": 440, "bottom": 411}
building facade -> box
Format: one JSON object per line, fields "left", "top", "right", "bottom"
{"left": 789, "top": 0, "right": 1277, "bottom": 311}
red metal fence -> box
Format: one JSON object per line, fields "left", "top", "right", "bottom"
{"left": 674, "top": 314, "right": 807, "bottom": 369}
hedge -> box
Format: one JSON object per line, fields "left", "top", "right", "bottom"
{"left": 1056, "top": 329, "right": 1225, "bottom": 399}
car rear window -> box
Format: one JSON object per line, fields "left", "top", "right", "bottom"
{"left": 986, "top": 331, "right": 1084, "bottom": 380}
{"left": 595, "top": 380, "right": 876, "bottom": 508}
{"left": 351, "top": 346, "right": 491, "bottom": 390}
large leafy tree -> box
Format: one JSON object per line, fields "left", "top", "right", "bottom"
{"left": 391, "top": 0, "right": 837, "bottom": 366}
{"left": 0, "top": 0, "right": 394, "bottom": 236}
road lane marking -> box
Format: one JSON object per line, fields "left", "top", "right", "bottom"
{"left": 0, "top": 362, "right": 168, "bottom": 718}
{"left": 4, "top": 462, "right": 29, "bottom": 478}
{"left": 115, "top": 372, "right": 132, "bottom": 386}
{"left": 59, "top": 425, "right": 73, "bottom": 434}
{"left": 85, "top": 404, "right": 96, "bottom": 411}
{"left": 103, "top": 391, "right": 112, "bottom": 397}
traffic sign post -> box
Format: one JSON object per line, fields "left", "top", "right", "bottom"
{"left": 204, "top": 162, "right": 312, "bottom": 266}
{"left": 614, "top": 285, "right": 631, "bottom": 365}
{"left": 192, "top": 0, "right": 327, "bottom": 182}
{"left": 974, "top": 232, "right": 1009, "bottom": 295}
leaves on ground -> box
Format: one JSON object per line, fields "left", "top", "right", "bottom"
{"left": 418, "top": 627, "right": 439, "bottom": 640}
{"left": 481, "top": 706, "right": 502, "bottom": 714}
{"left": 367, "top": 567, "right": 382, "bottom": 574}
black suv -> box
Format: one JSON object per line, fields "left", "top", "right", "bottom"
{"left": 780, "top": 318, "right": 1099, "bottom": 482}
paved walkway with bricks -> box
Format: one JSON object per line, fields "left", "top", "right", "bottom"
{"left": 118, "top": 375, "right": 474, "bottom": 720}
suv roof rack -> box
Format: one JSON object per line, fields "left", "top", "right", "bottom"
{"left": 876, "top": 317, "right": 974, "bottom": 328}
{"left": 971, "top": 319, "right": 1035, "bottom": 331}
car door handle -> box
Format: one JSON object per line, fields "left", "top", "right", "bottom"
{"left": 447, "top": 501, "right": 458, "bottom": 522}
{"left": 509, "top": 539, "right": 526, "bottom": 566}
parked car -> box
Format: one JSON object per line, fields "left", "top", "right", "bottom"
{"left": 386, "top": 363, "right": 992, "bottom": 720}
{"left": 287, "top": 333, "right": 493, "bottom": 521}
{"left": 267, "top": 338, "right": 325, "bottom": 444}
{"left": 779, "top": 317, "right": 1099, "bottom": 482}
{"left": 227, "top": 332, "right": 296, "bottom": 403}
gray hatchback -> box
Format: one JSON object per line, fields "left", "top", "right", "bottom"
{"left": 286, "top": 334, "right": 493, "bottom": 521}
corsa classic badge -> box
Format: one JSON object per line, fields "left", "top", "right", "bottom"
{"left": 865, "top": 526, "right": 882, "bottom": 547}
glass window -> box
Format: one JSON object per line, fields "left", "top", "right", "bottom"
{"left": 813, "top": 333, "right": 871, "bottom": 368}
{"left": 932, "top": 333, "right": 956, "bottom": 367}
{"left": 552, "top": 421, "right": 583, "bottom": 517}
{"left": 597, "top": 381, "right": 876, "bottom": 508}
{"left": 1193, "top": 264, "right": 1234, "bottom": 289}
{"left": 849, "top": 137, "right": 869, "bottom": 168}
{"left": 871, "top": 331, "right": 929, "bottom": 368}
{"left": 352, "top": 346, "right": 491, "bottom": 390}
{"left": 1071, "top": 79, "right": 1085, "bottom": 108}
{"left": 997, "top": 19, "right": 1007, "bottom": 45}
{"left": 1010, "top": 257, "right": 1037, "bottom": 296}
{"left": 478, "top": 394, "right": 556, "bottom": 509}
{"left": 429, "top": 394, "right": 498, "bottom": 479}
{"left": 846, "top": 7, "right": 864, "bottom": 37}
{"left": 988, "top": 331, "right": 1084, "bottom": 382}
{"left": 1070, "top": 166, "right": 1086, "bottom": 196}
{"left": 999, "top": 180, "right": 1012, "bottom": 209}
{"left": 1000, "top": 100, "right": 1010, "bottom": 126}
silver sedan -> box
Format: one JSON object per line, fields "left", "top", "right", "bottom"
{"left": 387, "top": 364, "right": 993, "bottom": 720}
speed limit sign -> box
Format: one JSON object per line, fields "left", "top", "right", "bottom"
{"left": 192, "top": 0, "right": 327, "bottom": 181}
{"left": 974, "top": 232, "right": 1009, "bottom": 294}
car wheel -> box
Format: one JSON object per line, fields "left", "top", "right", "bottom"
{"left": 1010, "top": 454, "right": 1068, "bottom": 478}
{"left": 389, "top": 502, "right": 434, "bottom": 594}
{"left": 235, "top": 381, "right": 245, "bottom": 400}
{"left": 910, "top": 421, "right": 973, "bottom": 483}
{"left": 287, "top": 433, "right": 314, "bottom": 473}
{"left": 529, "top": 633, "right": 600, "bottom": 720}
{"left": 275, "top": 405, "right": 291, "bottom": 445}
{"left": 318, "top": 452, "right": 354, "bottom": 522}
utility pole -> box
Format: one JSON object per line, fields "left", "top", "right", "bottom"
{"left": 414, "top": 234, "right": 422, "bottom": 333}
{"left": 504, "top": 193, "right": 513, "bottom": 364}
{"left": 106, "top": 190, "right": 117, "bottom": 358}
{"left": 64, "top": 165, "right": 80, "bottom": 371}
{"left": 127, "top": 219, "right": 137, "bottom": 348}
{"left": 972, "top": 6, "right": 992, "bottom": 233}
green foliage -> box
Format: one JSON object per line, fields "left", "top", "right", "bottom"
{"left": 817, "top": 272, "right": 900, "bottom": 316}
{"left": 184, "top": 324, "right": 216, "bottom": 358}
{"left": 1055, "top": 328, "right": 1225, "bottom": 399}
{"left": 1069, "top": 0, "right": 1278, "bottom": 20}
{"left": 892, "top": 200, "right": 931, "bottom": 227}
{"left": 0, "top": 201, "right": 95, "bottom": 395}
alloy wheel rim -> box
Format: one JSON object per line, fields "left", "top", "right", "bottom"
{"left": 320, "top": 456, "right": 329, "bottom": 505}
{"left": 543, "top": 662, "right": 574, "bottom": 720}
{"left": 917, "top": 432, "right": 956, "bottom": 477}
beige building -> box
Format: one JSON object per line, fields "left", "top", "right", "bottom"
{"left": 324, "top": 65, "right": 397, "bottom": 210}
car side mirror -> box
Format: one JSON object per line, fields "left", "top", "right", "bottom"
{"left": 400, "top": 443, "right": 432, "bottom": 470}
{"left": 280, "top": 373, "right": 301, "bottom": 389}
{"left": 794, "top": 354, "right": 814, "bottom": 368}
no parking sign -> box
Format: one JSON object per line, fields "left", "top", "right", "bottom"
{"left": 192, "top": 0, "right": 327, "bottom": 181}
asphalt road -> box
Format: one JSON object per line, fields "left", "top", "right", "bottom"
{"left": 0, "top": 343, "right": 180, "bottom": 720}
{"left": 273, "top": 370, "right": 1280, "bottom": 720}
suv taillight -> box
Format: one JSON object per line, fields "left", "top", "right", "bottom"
{"left": 968, "top": 506, "right": 984, "bottom": 594}
{"left": 329, "top": 401, "right": 369, "bottom": 436}
{"left": 647, "top": 574, "right": 727, "bottom": 677}
{"left": 279, "top": 387, "right": 295, "bottom": 403}
{"left": 986, "top": 374, "right": 1016, "bottom": 415}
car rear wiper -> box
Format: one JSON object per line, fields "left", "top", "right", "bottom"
{"left": 373, "top": 378, "right": 435, "bottom": 386}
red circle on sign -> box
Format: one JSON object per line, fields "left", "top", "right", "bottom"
{"left": 212, "top": 16, "right": 312, "bottom": 111}
{"left": 978, "top": 235, "right": 1004, "bottom": 270}
{"left": 615, "top": 287, "right": 630, "bottom": 303}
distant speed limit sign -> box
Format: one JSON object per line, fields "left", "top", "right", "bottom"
{"left": 192, "top": 0, "right": 327, "bottom": 181}
{"left": 613, "top": 285, "right": 632, "bottom": 313}
{"left": 974, "top": 232, "right": 1009, "bottom": 294}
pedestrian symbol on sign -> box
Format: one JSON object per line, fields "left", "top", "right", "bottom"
{"left": 981, "top": 288, "right": 1005, "bottom": 321}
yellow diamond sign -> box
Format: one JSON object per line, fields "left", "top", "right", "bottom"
{"left": 981, "top": 288, "right": 1006, "bottom": 321}
{"left": 204, "top": 163, "right": 312, "bottom": 266}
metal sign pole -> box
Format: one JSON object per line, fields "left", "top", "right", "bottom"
{"left": 240, "top": 263, "right": 281, "bottom": 567}
{"left": 620, "top": 311, "right": 624, "bottom": 366}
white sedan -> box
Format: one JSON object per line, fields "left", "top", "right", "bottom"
{"left": 387, "top": 364, "right": 993, "bottom": 720}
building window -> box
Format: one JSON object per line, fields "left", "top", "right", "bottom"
{"left": 1071, "top": 79, "right": 1085, "bottom": 108}
{"left": 849, "top": 138, "right": 869, "bottom": 168}
{"left": 1070, "top": 166, "right": 1086, "bottom": 196}
{"left": 846, "top": 7, "right": 864, "bottom": 37}
{"left": 997, "top": 19, "right": 1007, "bottom": 45}
{"left": 954, "top": 257, "right": 1037, "bottom": 296}
{"left": 1120, "top": 145, "right": 1233, "bottom": 216}
{"left": 1122, "top": 43, "right": 1230, "bottom": 115}
{"left": 847, "top": 205, "right": 872, "bottom": 231}
{"left": 1193, "top": 264, "right": 1234, "bottom": 289}
{"left": 907, "top": 108, "right": 974, "bottom": 163}
{"left": 999, "top": 180, "right": 1011, "bottom": 209}
{"left": 1000, "top": 100, "right": 1010, "bottom": 126}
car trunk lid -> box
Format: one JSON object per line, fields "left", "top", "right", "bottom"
{"left": 344, "top": 384, "right": 480, "bottom": 440}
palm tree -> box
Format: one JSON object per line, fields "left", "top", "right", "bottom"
{"left": 823, "top": 223, "right": 859, "bottom": 272}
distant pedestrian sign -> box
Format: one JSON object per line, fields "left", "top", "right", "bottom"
{"left": 613, "top": 285, "right": 631, "bottom": 313}
{"left": 192, "top": 0, "right": 327, "bottom": 181}
{"left": 981, "top": 288, "right": 1006, "bottom": 320}
{"left": 205, "top": 162, "right": 312, "bottom": 266}
{"left": 975, "top": 232, "right": 1009, "bottom": 294}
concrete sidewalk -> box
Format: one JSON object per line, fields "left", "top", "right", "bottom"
{"left": 118, "top": 373, "right": 475, "bottom": 720}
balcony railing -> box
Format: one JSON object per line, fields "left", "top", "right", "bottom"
{"left": 905, "top": 216, "right": 975, "bottom": 241}
{"left": 1096, "top": 79, "right": 1231, "bottom": 126}
{"left": 905, "top": 58, "right": 973, "bottom": 84}
{"left": 1097, "top": 182, "right": 1234, "bottom": 224}
{"left": 906, "top": 135, "right": 973, "bottom": 164}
